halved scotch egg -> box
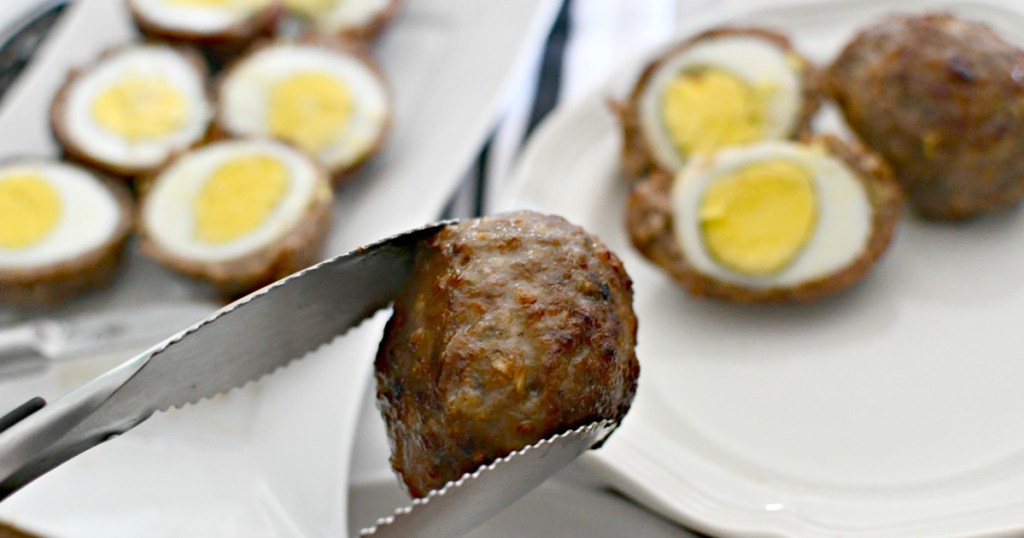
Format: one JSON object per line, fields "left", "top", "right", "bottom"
{"left": 626, "top": 137, "right": 902, "bottom": 302}
{"left": 214, "top": 37, "right": 390, "bottom": 184}
{"left": 139, "top": 138, "right": 332, "bottom": 297}
{"left": 127, "top": 0, "right": 283, "bottom": 64}
{"left": 283, "top": 0, "right": 400, "bottom": 40}
{"left": 0, "top": 159, "right": 133, "bottom": 306}
{"left": 614, "top": 27, "right": 820, "bottom": 180}
{"left": 51, "top": 44, "right": 212, "bottom": 178}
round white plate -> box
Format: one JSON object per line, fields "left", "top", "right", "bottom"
{"left": 502, "top": 0, "right": 1024, "bottom": 536}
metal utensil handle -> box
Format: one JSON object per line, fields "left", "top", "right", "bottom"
{"left": 0, "top": 398, "right": 47, "bottom": 498}
{"left": 0, "top": 398, "right": 45, "bottom": 435}
{"left": 0, "top": 355, "right": 143, "bottom": 500}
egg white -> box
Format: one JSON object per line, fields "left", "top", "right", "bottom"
{"left": 671, "top": 141, "right": 873, "bottom": 289}
{"left": 639, "top": 34, "right": 803, "bottom": 172}
{"left": 62, "top": 45, "right": 211, "bottom": 171}
{"left": 0, "top": 161, "right": 121, "bottom": 270}
{"left": 218, "top": 42, "right": 388, "bottom": 171}
{"left": 128, "top": 0, "right": 273, "bottom": 35}
{"left": 304, "top": 0, "right": 390, "bottom": 34}
{"left": 143, "top": 139, "right": 320, "bottom": 262}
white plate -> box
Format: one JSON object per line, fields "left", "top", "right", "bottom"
{"left": 0, "top": 0, "right": 557, "bottom": 535}
{"left": 501, "top": 0, "right": 1024, "bottom": 536}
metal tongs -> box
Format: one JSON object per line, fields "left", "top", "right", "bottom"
{"left": 0, "top": 222, "right": 614, "bottom": 537}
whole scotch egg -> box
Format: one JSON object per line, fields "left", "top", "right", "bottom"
{"left": 376, "top": 211, "right": 639, "bottom": 497}
{"left": 0, "top": 159, "right": 133, "bottom": 306}
{"left": 127, "top": 0, "right": 283, "bottom": 64}
{"left": 626, "top": 137, "right": 902, "bottom": 302}
{"left": 827, "top": 12, "right": 1024, "bottom": 219}
{"left": 615, "top": 27, "right": 820, "bottom": 180}
{"left": 51, "top": 44, "right": 212, "bottom": 178}
{"left": 215, "top": 37, "right": 390, "bottom": 183}
{"left": 282, "top": 0, "right": 400, "bottom": 40}
{"left": 139, "top": 138, "right": 332, "bottom": 297}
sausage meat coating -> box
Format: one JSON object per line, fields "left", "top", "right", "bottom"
{"left": 374, "top": 211, "right": 639, "bottom": 498}
{"left": 827, "top": 12, "right": 1024, "bottom": 219}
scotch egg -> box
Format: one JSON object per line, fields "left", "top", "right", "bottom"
{"left": 127, "top": 0, "right": 283, "bottom": 64}
{"left": 615, "top": 27, "right": 820, "bottom": 180}
{"left": 626, "top": 137, "right": 902, "bottom": 302}
{"left": 51, "top": 44, "right": 212, "bottom": 178}
{"left": 0, "top": 159, "right": 133, "bottom": 306}
{"left": 215, "top": 37, "right": 390, "bottom": 183}
{"left": 282, "top": 0, "right": 400, "bottom": 40}
{"left": 828, "top": 12, "right": 1024, "bottom": 219}
{"left": 139, "top": 138, "right": 333, "bottom": 297}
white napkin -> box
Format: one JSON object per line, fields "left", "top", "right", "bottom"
{"left": 443, "top": 0, "right": 744, "bottom": 218}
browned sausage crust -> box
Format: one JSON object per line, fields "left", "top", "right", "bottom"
{"left": 375, "top": 211, "right": 639, "bottom": 498}
{"left": 625, "top": 135, "right": 903, "bottom": 303}
{"left": 127, "top": 0, "right": 283, "bottom": 67}
{"left": 0, "top": 524, "right": 35, "bottom": 538}
{"left": 339, "top": 0, "right": 402, "bottom": 42}
{"left": 827, "top": 12, "right": 1024, "bottom": 219}
{"left": 612, "top": 26, "right": 821, "bottom": 181}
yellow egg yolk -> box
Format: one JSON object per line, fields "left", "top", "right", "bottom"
{"left": 194, "top": 155, "right": 288, "bottom": 243}
{"left": 699, "top": 160, "right": 817, "bottom": 275}
{"left": 0, "top": 175, "right": 61, "bottom": 249}
{"left": 92, "top": 76, "right": 188, "bottom": 140}
{"left": 285, "top": 0, "right": 334, "bottom": 17}
{"left": 661, "top": 68, "right": 773, "bottom": 157}
{"left": 269, "top": 72, "right": 353, "bottom": 154}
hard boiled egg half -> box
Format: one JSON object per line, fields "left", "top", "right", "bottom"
{"left": 52, "top": 44, "right": 212, "bottom": 177}
{"left": 0, "top": 159, "right": 133, "bottom": 306}
{"left": 617, "top": 28, "right": 819, "bottom": 179}
{"left": 626, "top": 137, "right": 902, "bottom": 302}
{"left": 140, "top": 138, "right": 332, "bottom": 297}
{"left": 215, "top": 37, "right": 390, "bottom": 183}
{"left": 128, "top": 0, "right": 282, "bottom": 62}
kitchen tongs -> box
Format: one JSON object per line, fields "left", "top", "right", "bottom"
{"left": 0, "top": 221, "right": 614, "bottom": 537}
